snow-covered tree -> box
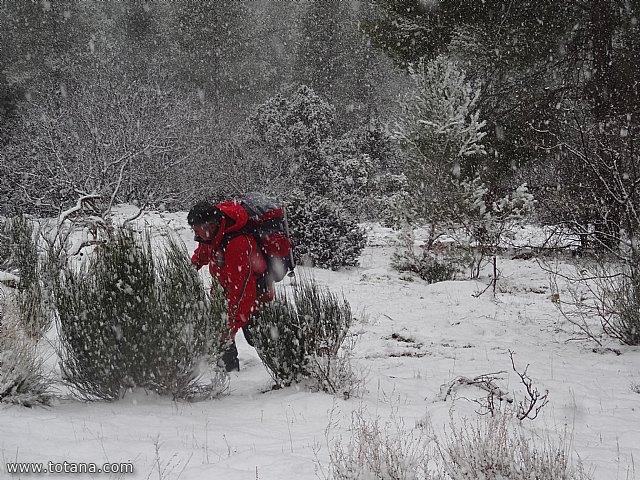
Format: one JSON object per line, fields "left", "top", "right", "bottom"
{"left": 392, "top": 56, "right": 535, "bottom": 279}
{"left": 248, "top": 85, "right": 379, "bottom": 213}
{"left": 250, "top": 84, "right": 336, "bottom": 156}
{"left": 392, "top": 55, "right": 487, "bottom": 245}
{"left": 0, "top": 64, "right": 224, "bottom": 216}
{"left": 287, "top": 191, "right": 366, "bottom": 270}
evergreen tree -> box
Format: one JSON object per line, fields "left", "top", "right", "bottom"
{"left": 364, "top": 0, "right": 640, "bottom": 239}
{"left": 0, "top": 0, "right": 91, "bottom": 90}
{"left": 167, "top": 1, "right": 249, "bottom": 109}
{"left": 0, "top": 72, "right": 21, "bottom": 146}
{"left": 294, "top": 0, "right": 373, "bottom": 127}
{"left": 362, "top": 0, "right": 640, "bottom": 173}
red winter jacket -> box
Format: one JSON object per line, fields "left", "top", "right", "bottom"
{"left": 191, "top": 201, "right": 272, "bottom": 333}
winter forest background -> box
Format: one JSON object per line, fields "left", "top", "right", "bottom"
{"left": 2, "top": 1, "right": 640, "bottom": 479}
{"left": 1, "top": 0, "right": 639, "bottom": 253}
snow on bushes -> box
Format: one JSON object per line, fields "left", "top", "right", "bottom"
{"left": 53, "top": 227, "right": 228, "bottom": 401}
{"left": 0, "top": 291, "right": 52, "bottom": 407}
{"left": 251, "top": 277, "right": 359, "bottom": 395}
{"left": 287, "top": 191, "right": 366, "bottom": 270}
{"left": 323, "top": 410, "right": 590, "bottom": 480}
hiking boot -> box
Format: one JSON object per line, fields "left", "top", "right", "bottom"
{"left": 219, "top": 342, "right": 239, "bottom": 372}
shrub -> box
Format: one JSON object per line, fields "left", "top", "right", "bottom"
{"left": 324, "top": 408, "right": 433, "bottom": 480}
{"left": 1, "top": 216, "right": 49, "bottom": 338}
{"left": 391, "top": 226, "right": 459, "bottom": 284}
{"left": 0, "top": 295, "right": 52, "bottom": 407}
{"left": 609, "top": 267, "right": 640, "bottom": 345}
{"left": 322, "top": 411, "right": 590, "bottom": 480}
{"left": 393, "top": 251, "right": 458, "bottom": 284}
{"left": 54, "top": 227, "right": 228, "bottom": 401}
{"left": 248, "top": 86, "right": 382, "bottom": 215}
{"left": 287, "top": 191, "right": 366, "bottom": 270}
{"left": 252, "top": 277, "right": 357, "bottom": 394}
{"left": 440, "top": 414, "right": 590, "bottom": 480}
{"left": 249, "top": 84, "right": 336, "bottom": 155}
{"left": 550, "top": 255, "right": 640, "bottom": 346}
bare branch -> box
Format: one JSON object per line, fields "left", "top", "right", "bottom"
{"left": 509, "top": 350, "right": 549, "bottom": 421}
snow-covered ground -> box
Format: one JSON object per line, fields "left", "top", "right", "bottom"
{"left": 1, "top": 209, "right": 639, "bottom": 480}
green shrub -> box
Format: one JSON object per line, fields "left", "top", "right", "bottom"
{"left": 391, "top": 228, "right": 458, "bottom": 284}
{"left": 0, "top": 216, "right": 49, "bottom": 338}
{"left": 54, "top": 227, "right": 228, "bottom": 401}
{"left": 287, "top": 191, "right": 366, "bottom": 270}
{"left": 252, "top": 278, "right": 356, "bottom": 392}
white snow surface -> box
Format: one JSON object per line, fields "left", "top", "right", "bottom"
{"left": 1, "top": 205, "right": 639, "bottom": 480}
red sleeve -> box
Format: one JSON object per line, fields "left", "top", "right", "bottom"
{"left": 218, "top": 236, "right": 260, "bottom": 332}
{"left": 191, "top": 243, "right": 213, "bottom": 270}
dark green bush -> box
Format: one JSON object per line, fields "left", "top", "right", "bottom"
{"left": 54, "top": 227, "right": 228, "bottom": 400}
{"left": 252, "top": 278, "right": 355, "bottom": 391}
{"left": 0, "top": 216, "right": 49, "bottom": 338}
{"left": 287, "top": 191, "right": 366, "bottom": 270}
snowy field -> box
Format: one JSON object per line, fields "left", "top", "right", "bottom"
{"left": 1, "top": 208, "right": 639, "bottom": 480}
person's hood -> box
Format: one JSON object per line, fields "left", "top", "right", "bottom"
{"left": 216, "top": 201, "right": 249, "bottom": 234}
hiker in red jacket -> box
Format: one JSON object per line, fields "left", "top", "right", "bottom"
{"left": 188, "top": 200, "right": 273, "bottom": 371}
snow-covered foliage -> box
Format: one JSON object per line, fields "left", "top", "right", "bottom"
{"left": 53, "top": 226, "right": 228, "bottom": 400}
{"left": 0, "top": 216, "right": 49, "bottom": 338}
{"left": 312, "top": 138, "right": 374, "bottom": 207}
{"left": 249, "top": 85, "right": 336, "bottom": 154}
{"left": 325, "top": 408, "right": 433, "bottom": 480}
{"left": 2, "top": 70, "right": 219, "bottom": 216}
{"left": 552, "top": 255, "right": 640, "bottom": 346}
{"left": 390, "top": 55, "right": 489, "bottom": 247}
{"left": 451, "top": 179, "right": 536, "bottom": 277}
{"left": 440, "top": 414, "right": 589, "bottom": 480}
{"left": 391, "top": 224, "right": 460, "bottom": 284}
{"left": 287, "top": 191, "right": 366, "bottom": 270}
{"left": 0, "top": 294, "right": 52, "bottom": 407}
{"left": 252, "top": 277, "right": 356, "bottom": 393}
{"left": 248, "top": 86, "right": 380, "bottom": 214}
{"left": 325, "top": 408, "right": 587, "bottom": 480}
{"left": 390, "top": 55, "right": 536, "bottom": 278}
{"left": 392, "top": 55, "right": 486, "bottom": 222}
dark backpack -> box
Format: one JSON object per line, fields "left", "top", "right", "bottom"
{"left": 232, "top": 192, "right": 295, "bottom": 283}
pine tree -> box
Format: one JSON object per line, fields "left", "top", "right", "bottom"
{"left": 0, "top": 0, "right": 92, "bottom": 89}
{"left": 363, "top": 0, "right": 640, "bottom": 168}
{"left": 392, "top": 56, "right": 486, "bottom": 240}
{"left": 167, "top": 1, "right": 249, "bottom": 107}
{"left": 364, "top": 0, "right": 640, "bottom": 242}
{"left": 294, "top": 0, "right": 373, "bottom": 127}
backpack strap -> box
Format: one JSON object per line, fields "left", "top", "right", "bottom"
{"left": 220, "top": 226, "right": 257, "bottom": 249}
